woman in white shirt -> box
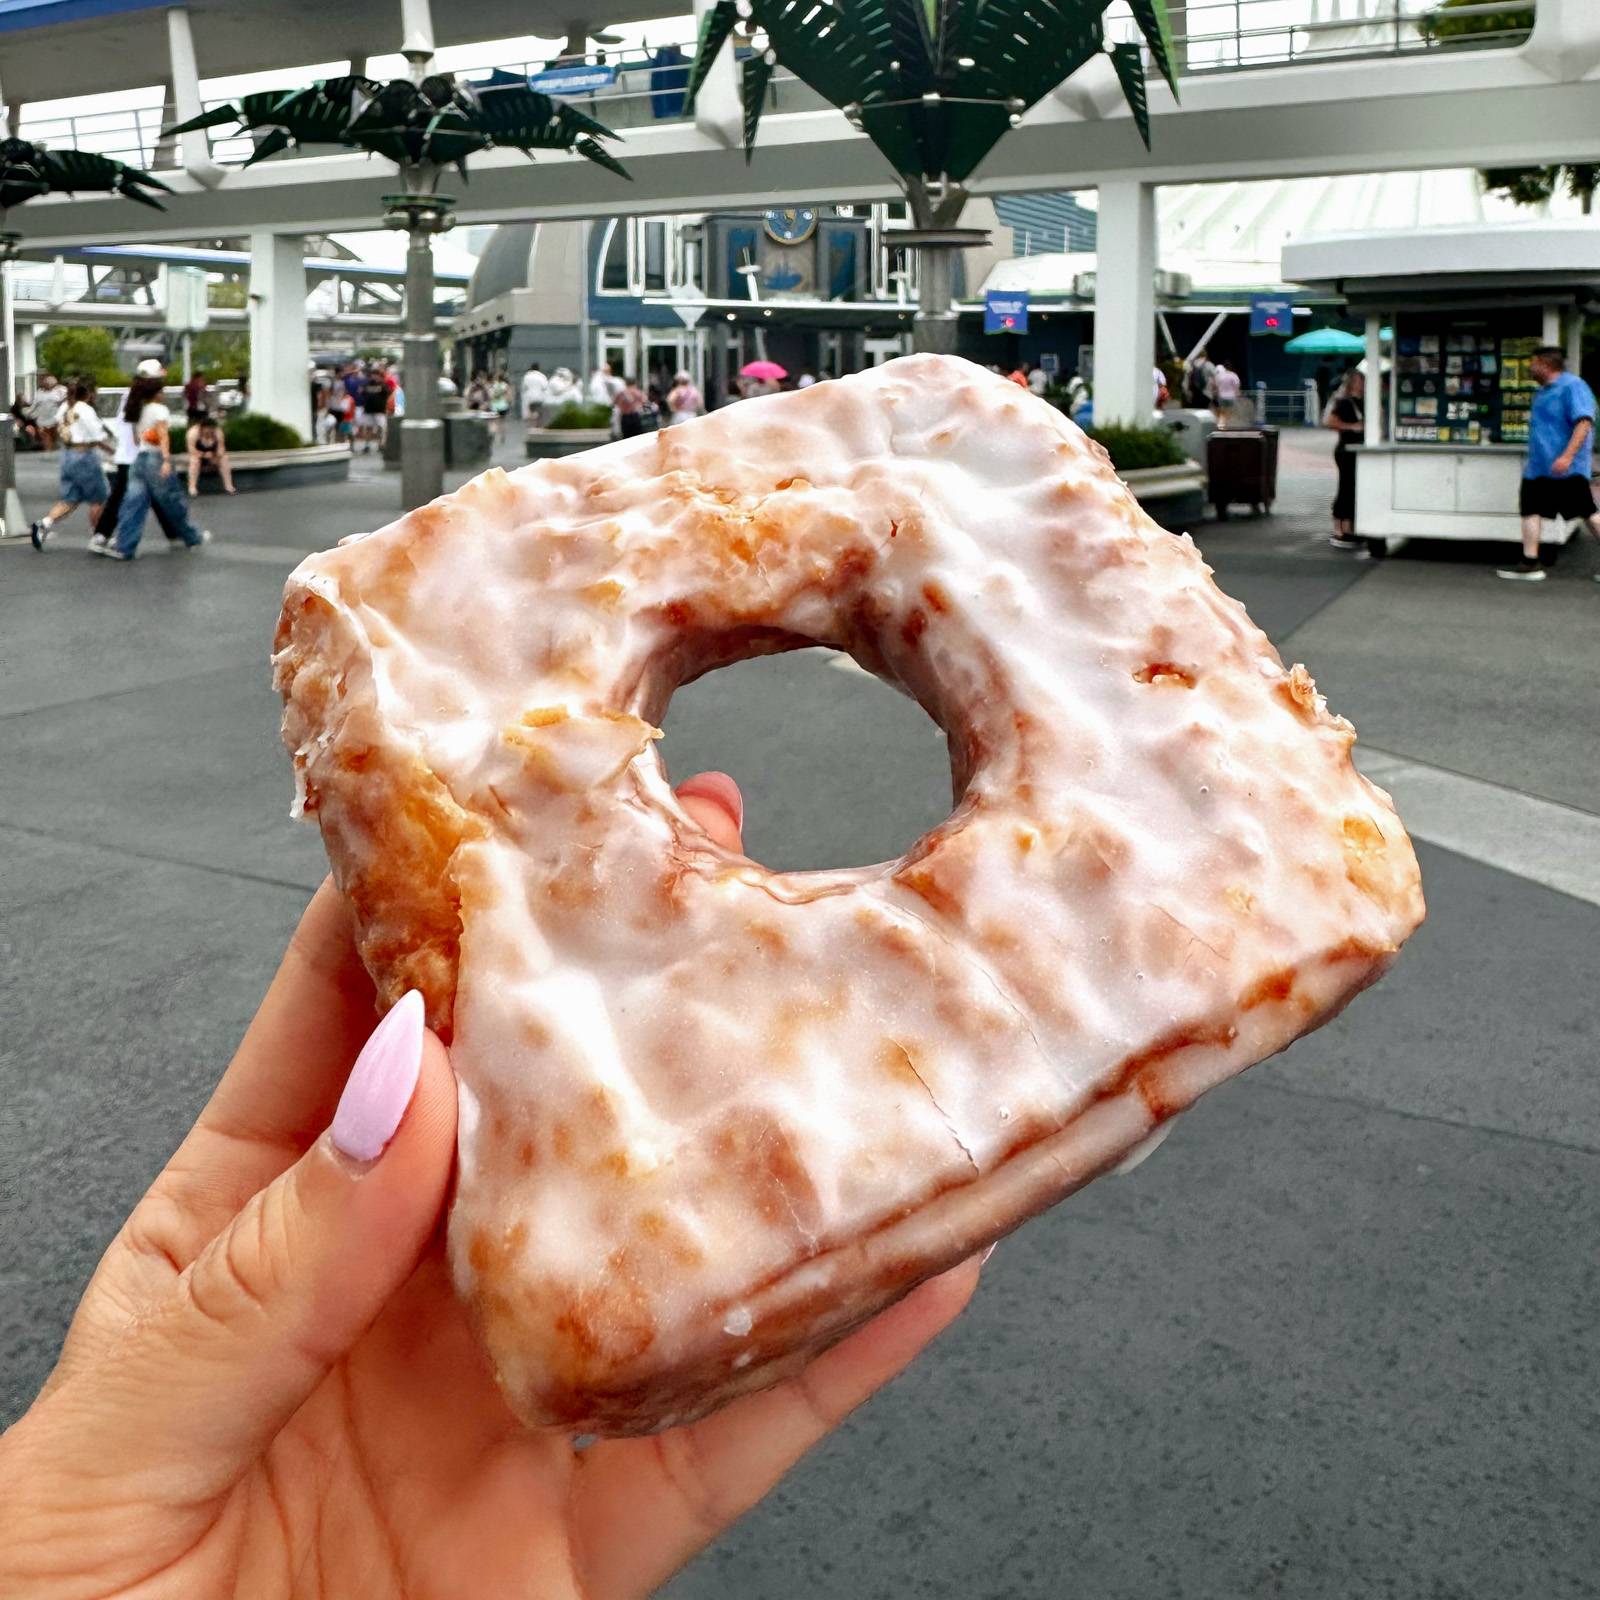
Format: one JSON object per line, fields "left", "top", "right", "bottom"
{"left": 101, "top": 372, "right": 210, "bottom": 560}
{"left": 29, "top": 380, "right": 112, "bottom": 550}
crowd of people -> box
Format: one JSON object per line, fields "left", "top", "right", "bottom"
{"left": 313, "top": 360, "right": 403, "bottom": 451}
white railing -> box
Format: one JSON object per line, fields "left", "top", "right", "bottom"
{"left": 1110, "top": 0, "right": 1534, "bottom": 73}
{"left": 15, "top": 6, "right": 1535, "bottom": 174}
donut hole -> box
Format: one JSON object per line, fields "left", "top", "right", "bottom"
{"left": 656, "top": 646, "right": 954, "bottom": 873}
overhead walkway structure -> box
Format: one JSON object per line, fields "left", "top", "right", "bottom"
{"left": 0, "top": 0, "right": 1595, "bottom": 424}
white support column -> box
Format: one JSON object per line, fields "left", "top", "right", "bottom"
{"left": 1567, "top": 309, "right": 1583, "bottom": 373}
{"left": 1543, "top": 305, "right": 1561, "bottom": 346}
{"left": 400, "top": 0, "right": 434, "bottom": 71}
{"left": 16, "top": 321, "right": 36, "bottom": 389}
{"left": 166, "top": 7, "right": 222, "bottom": 187}
{"left": 692, "top": 0, "right": 741, "bottom": 148}
{"left": 1092, "top": 180, "right": 1156, "bottom": 428}
{"left": 249, "top": 230, "right": 311, "bottom": 438}
{"left": 1364, "top": 316, "right": 1382, "bottom": 446}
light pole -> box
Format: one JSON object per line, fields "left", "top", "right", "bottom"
{"left": 0, "top": 232, "right": 25, "bottom": 537}
{"left": 386, "top": 175, "right": 454, "bottom": 511}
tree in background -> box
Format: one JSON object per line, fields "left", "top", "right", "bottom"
{"left": 1481, "top": 164, "right": 1599, "bottom": 216}
{"left": 37, "top": 326, "right": 125, "bottom": 386}
{"left": 689, "top": 0, "right": 1177, "bottom": 353}
{"left": 1413, "top": 4, "right": 1572, "bottom": 211}
{"left": 191, "top": 278, "right": 250, "bottom": 376}
{"left": 1417, "top": 1, "right": 1533, "bottom": 44}
{"left": 170, "top": 73, "right": 628, "bottom": 507}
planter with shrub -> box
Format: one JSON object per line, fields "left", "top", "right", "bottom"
{"left": 526, "top": 401, "right": 614, "bottom": 461}
{"left": 1085, "top": 423, "right": 1207, "bottom": 531}
{"left": 173, "top": 412, "right": 350, "bottom": 493}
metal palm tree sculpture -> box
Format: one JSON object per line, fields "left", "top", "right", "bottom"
{"left": 170, "top": 74, "right": 629, "bottom": 506}
{"left": 689, "top": 0, "right": 1178, "bottom": 352}
{"left": 0, "top": 139, "right": 170, "bottom": 538}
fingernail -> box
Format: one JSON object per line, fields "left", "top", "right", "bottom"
{"left": 331, "top": 991, "right": 425, "bottom": 1163}
{"left": 677, "top": 770, "right": 743, "bottom": 832}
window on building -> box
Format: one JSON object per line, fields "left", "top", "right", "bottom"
{"left": 600, "top": 220, "right": 628, "bottom": 292}
{"left": 672, "top": 222, "right": 703, "bottom": 294}
{"left": 642, "top": 220, "right": 667, "bottom": 293}
{"left": 827, "top": 229, "right": 859, "bottom": 302}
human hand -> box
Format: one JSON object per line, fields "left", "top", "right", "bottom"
{"left": 159, "top": 460, "right": 172, "bottom": 479}
{"left": 0, "top": 771, "right": 981, "bottom": 1599}
{"left": 1553, "top": 452, "right": 1575, "bottom": 476}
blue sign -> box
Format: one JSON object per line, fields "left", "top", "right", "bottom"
{"left": 984, "top": 290, "right": 1029, "bottom": 334}
{"left": 1251, "top": 294, "right": 1294, "bottom": 337}
{"left": 1039, "top": 351, "right": 1060, "bottom": 375}
{"left": 527, "top": 64, "right": 618, "bottom": 95}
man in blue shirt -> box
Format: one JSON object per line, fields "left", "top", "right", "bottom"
{"left": 1499, "top": 345, "right": 1600, "bottom": 581}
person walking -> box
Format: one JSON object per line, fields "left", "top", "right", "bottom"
{"left": 520, "top": 361, "right": 548, "bottom": 426}
{"left": 613, "top": 374, "right": 647, "bottom": 438}
{"left": 101, "top": 370, "right": 211, "bottom": 560}
{"left": 30, "top": 372, "right": 69, "bottom": 450}
{"left": 1184, "top": 346, "right": 1216, "bottom": 409}
{"left": 588, "top": 361, "right": 623, "bottom": 406}
{"left": 489, "top": 372, "right": 511, "bottom": 442}
{"left": 1211, "top": 361, "right": 1241, "bottom": 424}
{"left": 29, "top": 378, "right": 112, "bottom": 549}
{"left": 183, "top": 365, "right": 209, "bottom": 425}
{"left": 93, "top": 362, "right": 184, "bottom": 551}
{"left": 1499, "top": 344, "right": 1600, "bottom": 582}
{"left": 358, "top": 365, "right": 390, "bottom": 453}
{"left": 666, "top": 369, "right": 703, "bottom": 426}
{"left": 1324, "top": 370, "right": 1365, "bottom": 549}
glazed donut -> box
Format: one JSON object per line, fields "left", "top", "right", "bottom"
{"left": 273, "top": 355, "right": 1424, "bottom": 1436}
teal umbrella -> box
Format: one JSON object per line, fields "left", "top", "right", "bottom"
{"left": 1284, "top": 326, "right": 1391, "bottom": 354}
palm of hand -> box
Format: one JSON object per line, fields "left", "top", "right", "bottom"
{"left": 3, "top": 854, "right": 978, "bottom": 1600}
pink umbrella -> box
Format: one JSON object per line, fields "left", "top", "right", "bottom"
{"left": 739, "top": 360, "right": 788, "bottom": 381}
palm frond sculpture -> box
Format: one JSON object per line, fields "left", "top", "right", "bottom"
{"left": 167, "top": 73, "right": 628, "bottom": 188}
{"left": 689, "top": 0, "right": 1176, "bottom": 351}
{"left": 169, "top": 72, "right": 629, "bottom": 509}
{"left": 0, "top": 137, "right": 170, "bottom": 220}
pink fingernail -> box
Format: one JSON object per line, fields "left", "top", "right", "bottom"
{"left": 677, "top": 770, "right": 743, "bottom": 831}
{"left": 332, "top": 991, "right": 424, "bottom": 1163}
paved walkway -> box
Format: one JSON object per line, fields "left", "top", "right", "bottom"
{"left": 3, "top": 430, "right": 1597, "bottom": 1599}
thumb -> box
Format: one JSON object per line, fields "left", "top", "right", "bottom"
{"left": 102, "top": 991, "right": 456, "bottom": 1490}
{"left": 676, "top": 770, "right": 744, "bottom": 853}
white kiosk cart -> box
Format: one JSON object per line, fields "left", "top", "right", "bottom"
{"left": 1282, "top": 224, "right": 1600, "bottom": 558}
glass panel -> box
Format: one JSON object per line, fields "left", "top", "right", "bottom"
{"left": 826, "top": 229, "right": 859, "bottom": 302}
{"left": 600, "top": 220, "right": 628, "bottom": 292}
{"left": 643, "top": 221, "right": 667, "bottom": 293}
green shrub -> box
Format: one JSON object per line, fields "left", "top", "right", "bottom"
{"left": 1417, "top": 1, "right": 1533, "bottom": 42}
{"left": 220, "top": 413, "right": 306, "bottom": 451}
{"left": 544, "top": 401, "right": 613, "bottom": 430}
{"left": 1086, "top": 424, "right": 1187, "bottom": 473}
{"left": 173, "top": 412, "right": 307, "bottom": 457}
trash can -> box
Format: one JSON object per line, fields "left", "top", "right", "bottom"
{"left": 1207, "top": 427, "right": 1279, "bottom": 519}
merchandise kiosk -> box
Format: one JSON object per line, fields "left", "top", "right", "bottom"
{"left": 1282, "top": 224, "right": 1600, "bottom": 557}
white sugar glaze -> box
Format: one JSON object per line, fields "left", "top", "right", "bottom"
{"left": 274, "top": 356, "right": 1424, "bottom": 1433}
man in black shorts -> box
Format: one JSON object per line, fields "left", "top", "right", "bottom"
{"left": 358, "top": 364, "right": 391, "bottom": 454}
{"left": 1499, "top": 346, "right": 1600, "bottom": 581}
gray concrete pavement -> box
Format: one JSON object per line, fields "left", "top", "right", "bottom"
{"left": 3, "top": 430, "right": 1597, "bottom": 1597}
